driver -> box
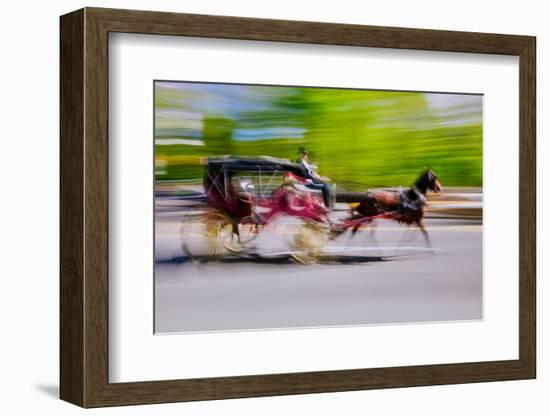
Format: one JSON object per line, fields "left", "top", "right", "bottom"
{"left": 297, "top": 147, "right": 333, "bottom": 208}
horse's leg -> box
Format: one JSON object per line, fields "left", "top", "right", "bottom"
{"left": 369, "top": 220, "right": 380, "bottom": 248}
{"left": 340, "top": 222, "right": 359, "bottom": 249}
{"left": 417, "top": 219, "right": 431, "bottom": 248}
{"left": 397, "top": 224, "right": 415, "bottom": 245}
{"left": 392, "top": 222, "right": 416, "bottom": 256}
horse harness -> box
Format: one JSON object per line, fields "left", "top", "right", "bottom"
{"left": 399, "top": 187, "right": 427, "bottom": 213}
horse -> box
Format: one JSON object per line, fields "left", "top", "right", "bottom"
{"left": 350, "top": 169, "right": 442, "bottom": 246}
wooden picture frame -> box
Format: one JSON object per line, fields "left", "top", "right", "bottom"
{"left": 60, "top": 7, "right": 536, "bottom": 408}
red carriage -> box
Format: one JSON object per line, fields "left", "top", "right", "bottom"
{"left": 180, "top": 155, "right": 441, "bottom": 263}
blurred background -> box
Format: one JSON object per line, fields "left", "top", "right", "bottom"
{"left": 154, "top": 81, "right": 482, "bottom": 190}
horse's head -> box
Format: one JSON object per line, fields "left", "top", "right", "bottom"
{"left": 416, "top": 169, "right": 442, "bottom": 194}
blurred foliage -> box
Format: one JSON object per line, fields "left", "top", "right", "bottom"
{"left": 203, "top": 116, "right": 235, "bottom": 155}
{"left": 155, "top": 84, "right": 482, "bottom": 188}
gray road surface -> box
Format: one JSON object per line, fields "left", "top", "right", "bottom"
{"left": 155, "top": 217, "right": 482, "bottom": 333}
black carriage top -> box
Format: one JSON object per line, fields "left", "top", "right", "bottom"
{"left": 203, "top": 155, "right": 305, "bottom": 176}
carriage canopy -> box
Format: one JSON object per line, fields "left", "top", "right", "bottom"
{"left": 203, "top": 155, "right": 305, "bottom": 176}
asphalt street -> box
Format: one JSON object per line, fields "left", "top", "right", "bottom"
{"left": 155, "top": 217, "right": 482, "bottom": 333}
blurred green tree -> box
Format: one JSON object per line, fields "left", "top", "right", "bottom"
{"left": 155, "top": 83, "right": 482, "bottom": 188}
{"left": 203, "top": 116, "right": 235, "bottom": 155}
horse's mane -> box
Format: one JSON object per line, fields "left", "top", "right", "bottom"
{"left": 414, "top": 169, "right": 436, "bottom": 194}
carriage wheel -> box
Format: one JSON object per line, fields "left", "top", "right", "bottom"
{"left": 287, "top": 219, "right": 329, "bottom": 265}
{"left": 180, "top": 211, "right": 232, "bottom": 261}
{"left": 223, "top": 217, "right": 261, "bottom": 254}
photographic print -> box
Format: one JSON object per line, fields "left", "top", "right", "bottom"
{"left": 154, "top": 81, "right": 482, "bottom": 333}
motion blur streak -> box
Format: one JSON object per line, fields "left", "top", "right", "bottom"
{"left": 154, "top": 81, "right": 482, "bottom": 333}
